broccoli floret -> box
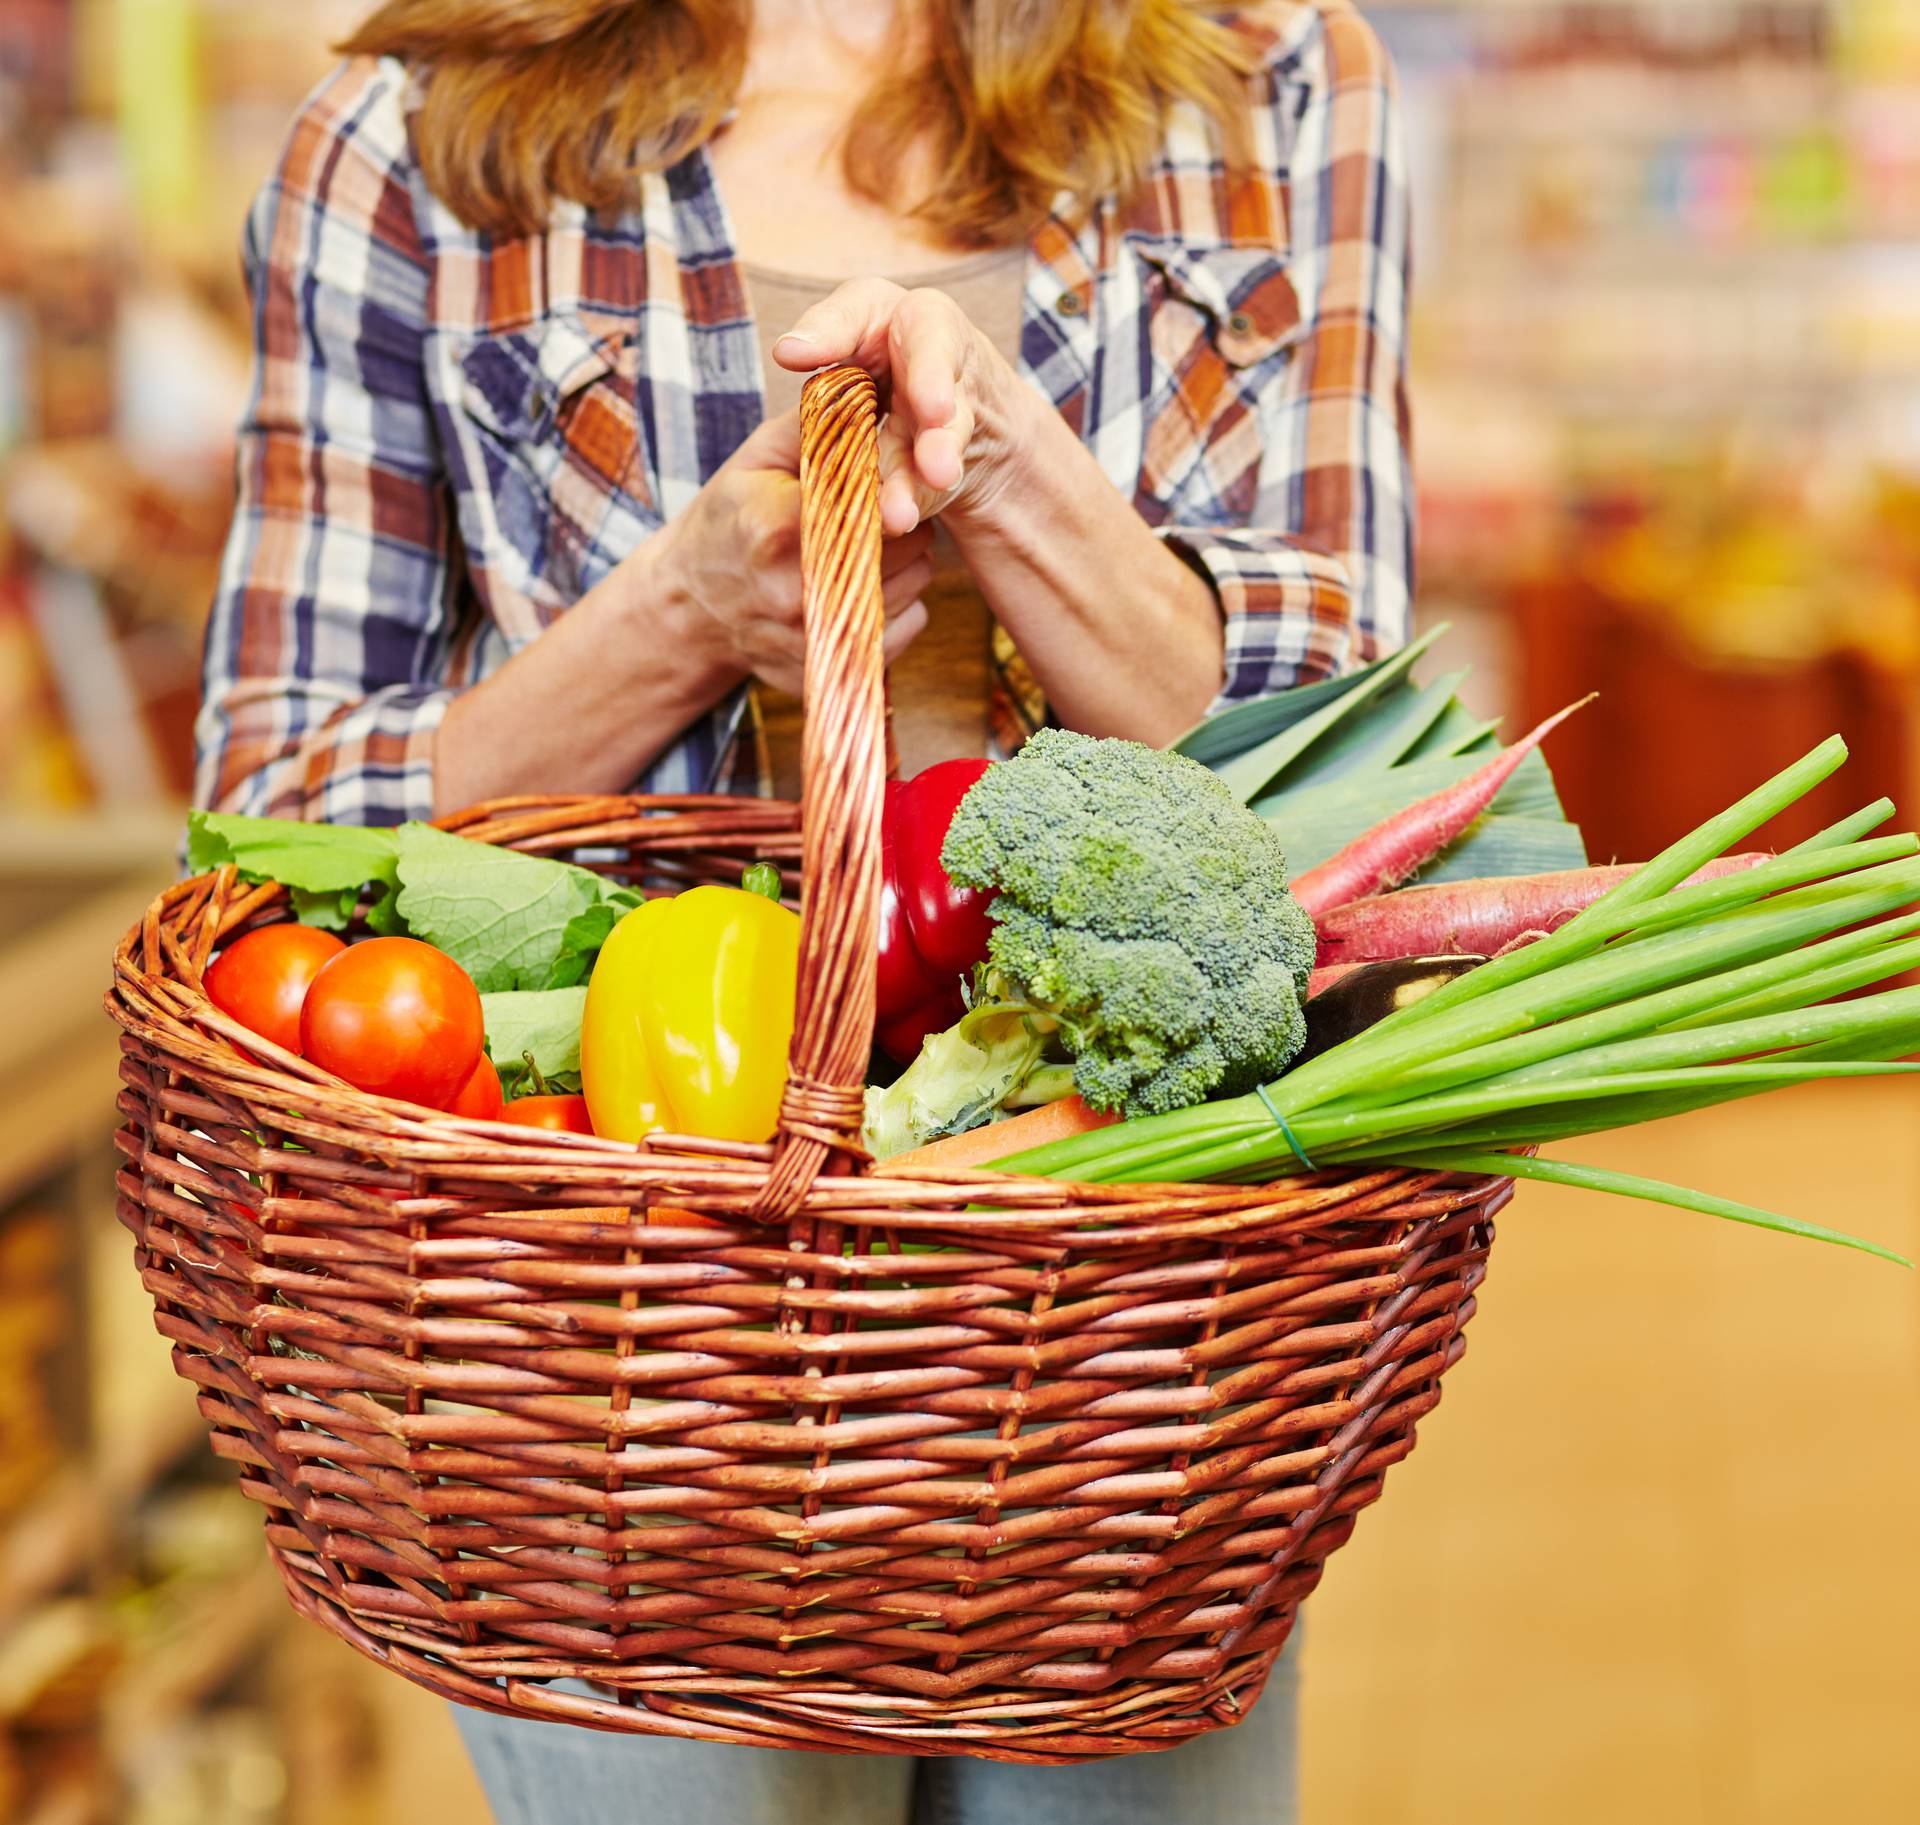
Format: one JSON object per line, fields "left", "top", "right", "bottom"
{"left": 938, "top": 728, "right": 1317, "bottom": 1120}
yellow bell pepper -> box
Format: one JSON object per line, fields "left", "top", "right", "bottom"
{"left": 580, "top": 863, "right": 800, "bottom": 1144}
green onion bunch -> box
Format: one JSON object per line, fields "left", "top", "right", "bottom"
{"left": 999, "top": 738, "right": 1920, "bottom": 1264}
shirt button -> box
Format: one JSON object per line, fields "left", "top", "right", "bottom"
{"left": 1228, "top": 310, "right": 1255, "bottom": 336}
{"left": 1057, "top": 290, "right": 1086, "bottom": 317}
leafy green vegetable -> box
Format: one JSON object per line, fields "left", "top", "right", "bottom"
{"left": 543, "top": 893, "right": 641, "bottom": 989}
{"left": 1276, "top": 668, "right": 1469, "bottom": 786}
{"left": 1258, "top": 748, "right": 1583, "bottom": 879}
{"left": 393, "top": 823, "right": 619, "bottom": 993}
{"left": 187, "top": 812, "right": 398, "bottom": 929}
{"left": 1170, "top": 652, "right": 1394, "bottom": 767}
{"left": 1177, "top": 636, "right": 1587, "bottom": 885}
{"left": 189, "top": 810, "right": 639, "bottom": 989}
{"left": 481, "top": 988, "right": 587, "bottom": 1097}
{"left": 863, "top": 998, "right": 1059, "bottom": 1160}
{"left": 285, "top": 886, "right": 359, "bottom": 932}
{"left": 1206, "top": 630, "right": 1443, "bottom": 805}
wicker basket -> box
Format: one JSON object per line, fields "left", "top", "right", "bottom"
{"left": 107, "top": 368, "right": 1508, "bottom": 1762}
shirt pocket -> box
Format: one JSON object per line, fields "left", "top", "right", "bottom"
{"left": 1130, "top": 243, "right": 1303, "bottom": 525}
{"left": 445, "top": 311, "right": 659, "bottom": 629}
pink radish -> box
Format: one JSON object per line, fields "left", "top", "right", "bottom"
{"left": 1313, "top": 853, "right": 1771, "bottom": 969}
{"left": 1289, "top": 697, "right": 1595, "bottom": 919}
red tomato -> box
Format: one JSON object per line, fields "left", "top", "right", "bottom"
{"left": 299, "top": 937, "right": 484, "bottom": 1108}
{"left": 204, "top": 923, "right": 346, "bottom": 1056}
{"left": 498, "top": 1094, "right": 595, "bottom": 1134}
{"left": 446, "top": 1053, "right": 504, "bottom": 1120}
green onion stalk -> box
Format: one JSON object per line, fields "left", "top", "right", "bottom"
{"left": 997, "top": 737, "right": 1920, "bottom": 1265}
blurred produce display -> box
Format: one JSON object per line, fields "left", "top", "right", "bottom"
{"left": 1377, "top": 0, "right": 1920, "bottom": 856}
{"left": 1, "top": 16, "right": 424, "bottom": 1825}
{"left": 0, "top": 0, "right": 359, "bottom": 831}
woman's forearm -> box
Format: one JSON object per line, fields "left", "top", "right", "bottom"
{"left": 938, "top": 389, "right": 1225, "bottom": 747}
{"left": 431, "top": 542, "right": 741, "bottom": 815}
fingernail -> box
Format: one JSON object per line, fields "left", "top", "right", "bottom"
{"left": 772, "top": 333, "right": 817, "bottom": 357}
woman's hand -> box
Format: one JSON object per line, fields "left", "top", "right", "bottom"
{"left": 773, "top": 275, "right": 1227, "bottom": 748}
{"left": 772, "top": 279, "right": 1033, "bottom": 539}
{"left": 643, "top": 406, "right": 934, "bottom": 696}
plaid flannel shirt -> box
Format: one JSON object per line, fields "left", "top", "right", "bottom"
{"left": 195, "top": 0, "right": 1412, "bottom": 824}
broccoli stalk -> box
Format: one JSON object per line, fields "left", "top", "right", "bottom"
{"left": 862, "top": 729, "right": 1317, "bottom": 1159}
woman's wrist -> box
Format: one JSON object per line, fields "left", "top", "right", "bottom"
{"left": 431, "top": 525, "right": 746, "bottom": 814}
{"left": 938, "top": 384, "right": 1227, "bottom": 742}
{"left": 613, "top": 517, "right": 745, "bottom": 705}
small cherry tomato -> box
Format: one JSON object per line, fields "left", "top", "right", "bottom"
{"left": 204, "top": 923, "right": 346, "bottom": 1056}
{"left": 446, "top": 1053, "right": 504, "bottom": 1120}
{"left": 498, "top": 1094, "right": 595, "bottom": 1134}
{"left": 299, "top": 936, "right": 484, "bottom": 1108}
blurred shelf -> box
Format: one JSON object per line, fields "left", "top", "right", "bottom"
{"left": 17, "top": 1771, "right": 101, "bottom": 1825}
{"left": 106, "top": 1559, "right": 282, "bottom": 1759}
{"left": 0, "top": 868, "right": 175, "bottom": 1202}
{"left": 0, "top": 1027, "right": 127, "bottom": 1211}
{"left": 0, "top": 810, "right": 182, "bottom": 877}
{"left": 0, "top": 1399, "right": 203, "bottom": 1637}
{"left": 1366, "top": 0, "right": 1828, "bottom": 10}
{"left": 1443, "top": 79, "right": 1856, "bottom": 140}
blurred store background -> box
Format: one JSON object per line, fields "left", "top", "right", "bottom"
{"left": 1, "top": 3, "right": 1917, "bottom": 1823}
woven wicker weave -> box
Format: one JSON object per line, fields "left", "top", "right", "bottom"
{"left": 107, "top": 367, "right": 1508, "bottom": 1761}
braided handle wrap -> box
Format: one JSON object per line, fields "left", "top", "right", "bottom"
{"left": 754, "top": 367, "right": 888, "bottom": 1217}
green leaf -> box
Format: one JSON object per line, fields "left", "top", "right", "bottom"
{"left": 1210, "top": 629, "right": 1445, "bottom": 804}
{"left": 1407, "top": 700, "right": 1499, "bottom": 760}
{"left": 1255, "top": 747, "right": 1582, "bottom": 876}
{"left": 481, "top": 988, "right": 587, "bottom": 1093}
{"left": 1395, "top": 1149, "right": 1911, "bottom": 1268}
{"left": 363, "top": 884, "right": 407, "bottom": 936}
{"left": 1413, "top": 815, "right": 1589, "bottom": 884}
{"left": 1266, "top": 671, "right": 1469, "bottom": 791}
{"left": 187, "top": 811, "right": 398, "bottom": 897}
{"left": 286, "top": 885, "right": 359, "bottom": 931}
{"left": 1169, "top": 652, "right": 1395, "bottom": 766}
{"left": 394, "top": 823, "right": 612, "bottom": 993}
{"left": 542, "top": 890, "right": 642, "bottom": 990}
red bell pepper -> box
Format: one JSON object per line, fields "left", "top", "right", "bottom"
{"left": 875, "top": 758, "right": 997, "bottom": 1060}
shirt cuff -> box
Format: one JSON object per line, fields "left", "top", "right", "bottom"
{"left": 1159, "top": 528, "right": 1362, "bottom": 712}
{"left": 200, "top": 682, "right": 456, "bottom": 829}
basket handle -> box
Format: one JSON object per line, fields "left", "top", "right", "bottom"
{"left": 755, "top": 367, "right": 889, "bottom": 1215}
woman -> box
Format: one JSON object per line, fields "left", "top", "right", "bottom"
{"left": 197, "top": 1, "right": 1410, "bottom": 1818}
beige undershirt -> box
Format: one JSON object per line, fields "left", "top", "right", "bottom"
{"left": 741, "top": 247, "right": 1026, "bottom": 796}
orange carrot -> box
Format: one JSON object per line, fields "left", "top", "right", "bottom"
{"left": 880, "top": 1095, "right": 1117, "bottom": 1174}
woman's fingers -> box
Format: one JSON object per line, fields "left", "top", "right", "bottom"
{"left": 736, "top": 406, "right": 803, "bottom": 473}
{"left": 888, "top": 290, "right": 965, "bottom": 431}
{"left": 773, "top": 281, "right": 983, "bottom": 524}
{"left": 882, "top": 598, "right": 929, "bottom": 663}
{"left": 882, "top": 552, "right": 935, "bottom": 616}
{"left": 771, "top": 276, "right": 907, "bottom": 377}
{"left": 876, "top": 412, "right": 923, "bottom": 536}
{"left": 880, "top": 522, "right": 935, "bottom": 578}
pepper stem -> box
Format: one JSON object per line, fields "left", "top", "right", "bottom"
{"left": 520, "top": 1050, "right": 550, "bottom": 1097}
{"left": 740, "top": 861, "right": 784, "bottom": 903}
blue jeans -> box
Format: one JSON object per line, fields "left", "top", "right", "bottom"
{"left": 454, "top": 1630, "right": 1300, "bottom": 1825}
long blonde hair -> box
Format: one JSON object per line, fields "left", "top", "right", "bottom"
{"left": 340, "top": 0, "right": 1259, "bottom": 244}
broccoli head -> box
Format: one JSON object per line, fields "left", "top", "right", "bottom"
{"left": 938, "top": 728, "right": 1317, "bottom": 1119}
